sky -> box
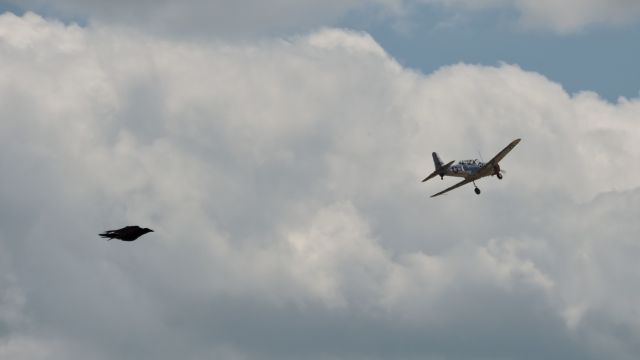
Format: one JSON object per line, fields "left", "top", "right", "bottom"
{"left": 0, "top": 1, "right": 639, "bottom": 360}
{"left": 358, "top": 6, "right": 640, "bottom": 102}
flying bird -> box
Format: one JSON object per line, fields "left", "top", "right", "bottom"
{"left": 99, "top": 226, "right": 154, "bottom": 241}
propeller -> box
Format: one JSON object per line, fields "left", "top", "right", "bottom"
{"left": 493, "top": 163, "right": 506, "bottom": 178}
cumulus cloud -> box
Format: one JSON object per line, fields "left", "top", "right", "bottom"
{"left": 1, "top": 12, "right": 640, "bottom": 359}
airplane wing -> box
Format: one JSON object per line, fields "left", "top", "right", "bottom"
{"left": 430, "top": 177, "right": 474, "bottom": 198}
{"left": 477, "top": 138, "right": 521, "bottom": 176}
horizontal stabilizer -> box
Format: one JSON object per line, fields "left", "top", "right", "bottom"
{"left": 421, "top": 160, "right": 455, "bottom": 182}
{"left": 442, "top": 160, "right": 455, "bottom": 170}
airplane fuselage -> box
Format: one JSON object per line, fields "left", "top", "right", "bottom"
{"left": 443, "top": 159, "right": 486, "bottom": 178}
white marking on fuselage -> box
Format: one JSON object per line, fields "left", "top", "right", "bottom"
{"left": 445, "top": 159, "right": 485, "bottom": 178}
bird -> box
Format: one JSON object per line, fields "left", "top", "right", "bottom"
{"left": 99, "top": 226, "right": 154, "bottom": 241}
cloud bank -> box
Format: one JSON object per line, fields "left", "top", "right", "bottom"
{"left": 1, "top": 12, "right": 640, "bottom": 359}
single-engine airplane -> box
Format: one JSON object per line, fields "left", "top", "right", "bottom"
{"left": 422, "top": 138, "right": 521, "bottom": 197}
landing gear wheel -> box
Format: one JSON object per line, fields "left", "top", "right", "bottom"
{"left": 497, "top": 173, "right": 503, "bottom": 180}
{"left": 474, "top": 187, "right": 481, "bottom": 195}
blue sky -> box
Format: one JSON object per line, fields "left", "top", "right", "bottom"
{"left": 342, "top": 5, "right": 640, "bottom": 102}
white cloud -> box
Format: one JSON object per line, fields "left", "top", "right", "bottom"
{"left": 1, "top": 12, "right": 640, "bottom": 359}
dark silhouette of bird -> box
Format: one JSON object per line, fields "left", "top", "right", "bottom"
{"left": 99, "top": 226, "right": 153, "bottom": 241}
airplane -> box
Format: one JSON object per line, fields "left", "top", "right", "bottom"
{"left": 422, "top": 138, "right": 521, "bottom": 197}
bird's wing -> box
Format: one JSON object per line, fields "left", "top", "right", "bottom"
{"left": 117, "top": 226, "right": 141, "bottom": 234}
{"left": 430, "top": 177, "right": 474, "bottom": 198}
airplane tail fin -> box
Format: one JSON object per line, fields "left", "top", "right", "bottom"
{"left": 422, "top": 153, "right": 454, "bottom": 182}
{"left": 432, "top": 152, "right": 444, "bottom": 170}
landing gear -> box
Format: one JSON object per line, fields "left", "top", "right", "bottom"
{"left": 473, "top": 181, "right": 481, "bottom": 195}
{"left": 497, "top": 173, "right": 503, "bottom": 180}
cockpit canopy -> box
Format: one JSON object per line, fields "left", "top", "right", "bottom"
{"left": 459, "top": 159, "right": 481, "bottom": 165}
